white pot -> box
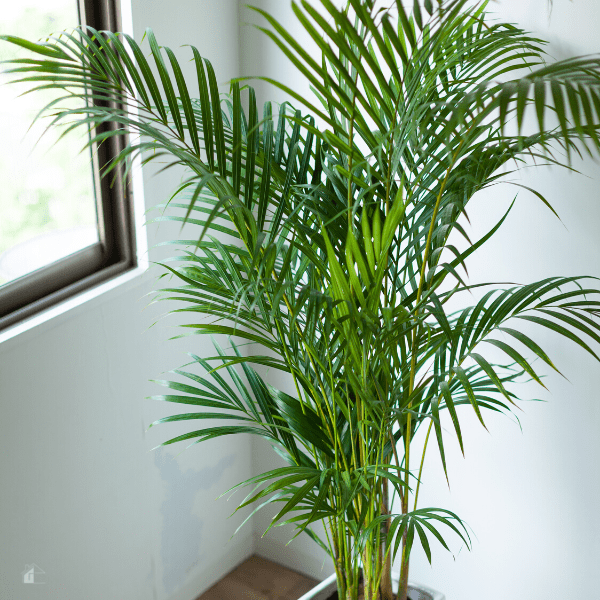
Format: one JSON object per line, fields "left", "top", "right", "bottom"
{"left": 297, "top": 572, "right": 445, "bottom": 600}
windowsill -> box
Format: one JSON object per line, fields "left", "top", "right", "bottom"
{"left": 0, "top": 257, "right": 150, "bottom": 351}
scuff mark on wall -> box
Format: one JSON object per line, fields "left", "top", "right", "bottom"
{"left": 154, "top": 448, "right": 235, "bottom": 595}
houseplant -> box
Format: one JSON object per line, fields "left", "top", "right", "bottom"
{"left": 3, "top": 0, "right": 600, "bottom": 598}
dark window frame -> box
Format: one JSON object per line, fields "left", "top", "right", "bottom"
{"left": 0, "top": 0, "right": 136, "bottom": 332}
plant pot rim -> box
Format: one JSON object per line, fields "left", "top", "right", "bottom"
{"left": 297, "top": 572, "right": 445, "bottom": 600}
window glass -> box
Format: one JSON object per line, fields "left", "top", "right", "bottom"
{"left": 0, "top": 0, "right": 98, "bottom": 287}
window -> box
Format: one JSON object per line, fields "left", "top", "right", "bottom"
{"left": 0, "top": 0, "right": 135, "bottom": 331}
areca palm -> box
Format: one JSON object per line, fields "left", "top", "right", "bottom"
{"left": 4, "top": 1, "right": 600, "bottom": 599}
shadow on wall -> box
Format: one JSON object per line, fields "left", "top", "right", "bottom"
{"left": 154, "top": 448, "right": 236, "bottom": 595}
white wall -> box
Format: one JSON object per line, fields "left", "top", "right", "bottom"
{"left": 0, "top": 2, "right": 254, "bottom": 600}
{"left": 241, "top": 1, "right": 600, "bottom": 598}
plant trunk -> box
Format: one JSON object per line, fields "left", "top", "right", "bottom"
{"left": 396, "top": 455, "right": 411, "bottom": 600}
{"left": 397, "top": 531, "right": 410, "bottom": 600}
{"left": 380, "top": 482, "right": 394, "bottom": 600}
{"left": 380, "top": 551, "right": 394, "bottom": 600}
{"left": 333, "top": 540, "right": 360, "bottom": 600}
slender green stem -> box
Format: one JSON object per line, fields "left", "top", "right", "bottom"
{"left": 413, "top": 419, "right": 433, "bottom": 512}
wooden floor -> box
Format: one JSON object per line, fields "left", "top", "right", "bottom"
{"left": 196, "top": 555, "right": 318, "bottom": 600}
